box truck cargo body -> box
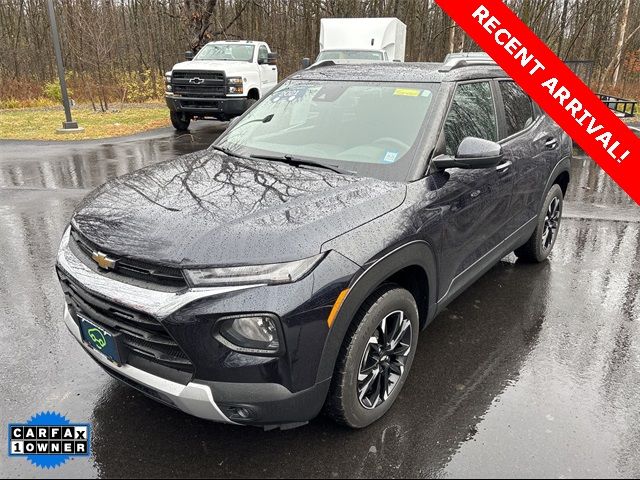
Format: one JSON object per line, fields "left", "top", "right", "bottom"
{"left": 316, "top": 18, "right": 407, "bottom": 63}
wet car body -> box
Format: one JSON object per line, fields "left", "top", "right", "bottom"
{"left": 56, "top": 61, "right": 572, "bottom": 428}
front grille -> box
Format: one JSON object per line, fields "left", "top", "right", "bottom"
{"left": 58, "top": 270, "right": 194, "bottom": 377}
{"left": 173, "top": 85, "right": 226, "bottom": 97}
{"left": 171, "top": 70, "right": 226, "bottom": 98}
{"left": 172, "top": 70, "right": 225, "bottom": 81}
{"left": 70, "top": 228, "right": 187, "bottom": 289}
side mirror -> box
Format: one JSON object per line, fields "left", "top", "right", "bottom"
{"left": 185, "top": 51, "right": 195, "bottom": 61}
{"left": 301, "top": 57, "right": 311, "bottom": 69}
{"left": 432, "top": 137, "right": 503, "bottom": 170}
{"left": 267, "top": 52, "right": 278, "bottom": 65}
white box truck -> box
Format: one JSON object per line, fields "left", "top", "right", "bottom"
{"left": 315, "top": 18, "right": 407, "bottom": 64}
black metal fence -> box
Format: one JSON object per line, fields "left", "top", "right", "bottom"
{"left": 597, "top": 94, "right": 638, "bottom": 118}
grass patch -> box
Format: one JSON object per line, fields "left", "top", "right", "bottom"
{"left": 0, "top": 103, "right": 170, "bottom": 141}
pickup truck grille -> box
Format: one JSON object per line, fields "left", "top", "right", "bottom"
{"left": 171, "top": 70, "right": 226, "bottom": 97}
{"left": 58, "top": 270, "right": 194, "bottom": 379}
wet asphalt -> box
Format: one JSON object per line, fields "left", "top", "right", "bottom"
{"left": 0, "top": 122, "right": 638, "bottom": 478}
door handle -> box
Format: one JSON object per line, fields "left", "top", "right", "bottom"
{"left": 545, "top": 137, "right": 559, "bottom": 149}
{"left": 496, "top": 160, "right": 513, "bottom": 172}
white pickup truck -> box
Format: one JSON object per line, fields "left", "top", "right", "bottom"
{"left": 165, "top": 40, "right": 278, "bottom": 131}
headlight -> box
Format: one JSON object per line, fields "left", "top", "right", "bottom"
{"left": 215, "top": 314, "right": 281, "bottom": 354}
{"left": 226, "top": 76, "right": 243, "bottom": 94}
{"left": 184, "top": 253, "right": 325, "bottom": 287}
{"left": 164, "top": 71, "right": 172, "bottom": 84}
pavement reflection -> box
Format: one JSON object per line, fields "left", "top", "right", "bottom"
{"left": 0, "top": 123, "right": 638, "bottom": 478}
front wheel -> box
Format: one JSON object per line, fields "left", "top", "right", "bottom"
{"left": 170, "top": 111, "right": 191, "bottom": 131}
{"left": 515, "top": 184, "right": 564, "bottom": 262}
{"left": 324, "top": 285, "right": 419, "bottom": 428}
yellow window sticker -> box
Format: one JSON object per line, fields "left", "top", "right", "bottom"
{"left": 394, "top": 88, "right": 421, "bottom": 97}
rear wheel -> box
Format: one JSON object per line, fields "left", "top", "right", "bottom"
{"left": 515, "top": 184, "right": 564, "bottom": 262}
{"left": 170, "top": 111, "right": 191, "bottom": 131}
{"left": 324, "top": 285, "right": 419, "bottom": 428}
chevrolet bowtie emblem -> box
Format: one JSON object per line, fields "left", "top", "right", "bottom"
{"left": 189, "top": 77, "right": 205, "bottom": 85}
{"left": 91, "top": 251, "right": 117, "bottom": 270}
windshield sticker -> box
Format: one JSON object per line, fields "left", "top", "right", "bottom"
{"left": 394, "top": 88, "right": 421, "bottom": 97}
{"left": 382, "top": 151, "right": 399, "bottom": 163}
{"left": 270, "top": 86, "right": 309, "bottom": 103}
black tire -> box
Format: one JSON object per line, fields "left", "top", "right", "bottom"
{"left": 324, "top": 285, "right": 419, "bottom": 428}
{"left": 170, "top": 111, "right": 191, "bottom": 131}
{"left": 246, "top": 97, "right": 258, "bottom": 109}
{"left": 515, "top": 184, "right": 564, "bottom": 262}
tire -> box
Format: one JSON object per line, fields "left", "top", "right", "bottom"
{"left": 246, "top": 97, "right": 258, "bottom": 109}
{"left": 515, "top": 184, "right": 564, "bottom": 262}
{"left": 170, "top": 111, "right": 191, "bottom": 131}
{"left": 324, "top": 285, "right": 419, "bottom": 428}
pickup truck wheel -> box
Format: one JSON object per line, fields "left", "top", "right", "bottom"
{"left": 324, "top": 285, "right": 419, "bottom": 428}
{"left": 515, "top": 184, "right": 564, "bottom": 262}
{"left": 170, "top": 111, "right": 191, "bottom": 131}
{"left": 246, "top": 98, "right": 257, "bottom": 108}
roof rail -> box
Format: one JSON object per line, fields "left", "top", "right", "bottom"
{"left": 439, "top": 52, "right": 497, "bottom": 72}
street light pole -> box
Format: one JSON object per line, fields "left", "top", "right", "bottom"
{"left": 46, "top": 0, "right": 83, "bottom": 132}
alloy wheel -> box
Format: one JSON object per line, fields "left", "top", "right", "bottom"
{"left": 541, "top": 196, "right": 561, "bottom": 250}
{"left": 357, "top": 310, "right": 412, "bottom": 410}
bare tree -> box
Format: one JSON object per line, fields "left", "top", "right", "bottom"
{"left": 2, "top": 0, "right": 640, "bottom": 106}
{"left": 67, "top": 2, "right": 117, "bottom": 111}
{"left": 609, "top": 0, "right": 631, "bottom": 88}
{"left": 183, "top": 0, "right": 219, "bottom": 51}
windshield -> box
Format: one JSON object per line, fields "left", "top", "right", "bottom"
{"left": 216, "top": 80, "right": 438, "bottom": 181}
{"left": 194, "top": 43, "right": 255, "bottom": 62}
{"left": 316, "top": 50, "right": 385, "bottom": 62}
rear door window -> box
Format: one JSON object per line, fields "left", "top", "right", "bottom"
{"left": 444, "top": 82, "right": 497, "bottom": 156}
{"left": 499, "top": 81, "right": 535, "bottom": 138}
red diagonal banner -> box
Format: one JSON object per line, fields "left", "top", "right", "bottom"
{"left": 437, "top": 0, "right": 640, "bottom": 205}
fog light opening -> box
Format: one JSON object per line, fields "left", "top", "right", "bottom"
{"left": 224, "top": 405, "right": 255, "bottom": 421}
{"left": 214, "top": 314, "right": 283, "bottom": 355}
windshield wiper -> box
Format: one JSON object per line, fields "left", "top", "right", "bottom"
{"left": 210, "top": 144, "right": 250, "bottom": 160}
{"left": 250, "top": 154, "right": 355, "bottom": 175}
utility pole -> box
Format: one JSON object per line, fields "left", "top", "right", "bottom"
{"left": 46, "top": 0, "right": 83, "bottom": 133}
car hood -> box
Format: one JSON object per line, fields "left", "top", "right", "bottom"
{"left": 71, "top": 150, "right": 406, "bottom": 267}
{"left": 172, "top": 60, "right": 258, "bottom": 74}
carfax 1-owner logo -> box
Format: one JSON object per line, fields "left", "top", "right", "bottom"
{"left": 8, "top": 411, "right": 91, "bottom": 469}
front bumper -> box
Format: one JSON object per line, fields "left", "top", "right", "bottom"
{"left": 63, "top": 305, "right": 237, "bottom": 424}
{"left": 165, "top": 94, "right": 247, "bottom": 117}
{"left": 56, "top": 228, "right": 356, "bottom": 426}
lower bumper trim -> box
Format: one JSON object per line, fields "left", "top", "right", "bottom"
{"left": 165, "top": 95, "right": 247, "bottom": 116}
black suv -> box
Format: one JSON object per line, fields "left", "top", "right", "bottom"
{"left": 56, "top": 57, "right": 571, "bottom": 429}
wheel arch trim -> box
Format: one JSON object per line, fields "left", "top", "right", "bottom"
{"left": 544, "top": 156, "right": 571, "bottom": 201}
{"left": 315, "top": 241, "right": 438, "bottom": 384}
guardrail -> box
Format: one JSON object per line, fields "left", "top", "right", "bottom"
{"left": 597, "top": 93, "right": 637, "bottom": 118}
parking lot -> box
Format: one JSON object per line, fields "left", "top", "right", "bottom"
{"left": 1, "top": 123, "right": 638, "bottom": 478}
